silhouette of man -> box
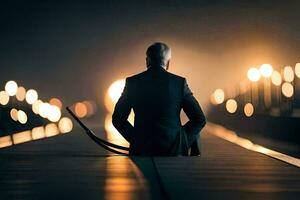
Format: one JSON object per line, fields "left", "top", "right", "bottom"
{"left": 112, "top": 42, "right": 206, "bottom": 156}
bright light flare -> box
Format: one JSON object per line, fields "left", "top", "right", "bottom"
{"left": 108, "top": 79, "right": 126, "bottom": 103}
{"left": 259, "top": 64, "right": 273, "bottom": 78}
{"left": 247, "top": 68, "right": 261, "bottom": 82}
{"left": 26, "top": 89, "right": 38, "bottom": 104}
{"left": 5, "top": 80, "right": 18, "bottom": 96}
{"left": 281, "top": 82, "right": 294, "bottom": 98}
{"left": 226, "top": 99, "right": 237, "bottom": 114}
{"left": 58, "top": 117, "right": 73, "bottom": 133}
{"left": 283, "top": 66, "right": 294, "bottom": 82}
{"left": 0, "top": 91, "right": 10, "bottom": 105}
{"left": 16, "top": 86, "right": 26, "bottom": 101}
{"left": 271, "top": 71, "right": 282, "bottom": 86}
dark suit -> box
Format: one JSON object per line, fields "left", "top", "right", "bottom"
{"left": 112, "top": 66, "right": 206, "bottom": 156}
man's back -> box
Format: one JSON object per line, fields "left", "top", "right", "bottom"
{"left": 112, "top": 66, "right": 206, "bottom": 156}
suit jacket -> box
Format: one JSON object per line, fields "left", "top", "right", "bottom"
{"left": 112, "top": 66, "right": 206, "bottom": 156}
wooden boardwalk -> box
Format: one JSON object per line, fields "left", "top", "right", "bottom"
{"left": 0, "top": 125, "right": 300, "bottom": 199}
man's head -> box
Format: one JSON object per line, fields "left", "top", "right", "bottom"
{"left": 146, "top": 42, "right": 171, "bottom": 70}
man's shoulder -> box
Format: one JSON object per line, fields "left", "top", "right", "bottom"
{"left": 165, "top": 71, "right": 186, "bottom": 81}
{"left": 126, "top": 69, "right": 186, "bottom": 82}
{"left": 126, "top": 70, "right": 148, "bottom": 81}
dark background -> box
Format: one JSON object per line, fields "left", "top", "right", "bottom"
{"left": 1, "top": 0, "right": 300, "bottom": 114}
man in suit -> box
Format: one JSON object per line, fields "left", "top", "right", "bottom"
{"left": 112, "top": 42, "right": 206, "bottom": 156}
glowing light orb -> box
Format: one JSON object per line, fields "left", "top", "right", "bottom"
{"left": 58, "top": 117, "right": 73, "bottom": 133}
{"left": 283, "top": 66, "right": 294, "bottom": 82}
{"left": 5, "top": 80, "right": 18, "bottom": 96}
{"left": 211, "top": 89, "right": 225, "bottom": 104}
{"left": 10, "top": 108, "right": 18, "bottom": 121}
{"left": 0, "top": 91, "right": 10, "bottom": 105}
{"left": 45, "top": 123, "right": 59, "bottom": 137}
{"left": 31, "top": 126, "right": 46, "bottom": 140}
{"left": 17, "top": 110, "right": 27, "bottom": 124}
{"left": 259, "top": 64, "right": 273, "bottom": 78}
{"left": 295, "top": 63, "right": 300, "bottom": 78}
{"left": 244, "top": 103, "right": 254, "bottom": 117}
{"left": 247, "top": 68, "right": 261, "bottom": 82}
{"left": 281, "top": 82, "right": 294, "bottom": 98}
{"left": 47, "top": 105, "right": 61, "bottom": 122}
{"left": 271, "top": 71, "right": 282, "bottom": 86}
{"left": 83, "top": 100, "right": 97, "bottom": 116}
{"left": 75, "top": 102, "right": 87, "bottom": 118}
{"left": 16, "top": 86, "right": 26, "bottom": 101}
{"left": 39, "top": 102, "right": 51, "bottom": 118}
{"left": 26, "top": 89, "right": 38, "bottom": 104}
{"left": 49, "top": 98, "right": 62, "bottom": 109}
{"left": 226, "top": 99, "right": 237, "bottom": 114}
{"left": 32, "top": 100, "right": 43, "bottom": 114}
{"left": 108, "top": 79, "right": 126, "bottom": 103}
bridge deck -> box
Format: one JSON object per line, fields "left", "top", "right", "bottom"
{"left": 0, "top": 125, "right": 299, "bottom": 199}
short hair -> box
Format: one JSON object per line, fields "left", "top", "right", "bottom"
{"left": 146, "top": 42, "right": 171, "bottom": 67}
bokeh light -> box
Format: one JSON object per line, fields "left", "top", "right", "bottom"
{"left": 244, "top": 103, "right": 254, "bottom": 117}
{"left": 58, "top": 117, "right": 73, "bottom": 133}
{"left": 39, "top": 102, "right": 51, "bottom": 118}
{"left": 259, "top": 64, "right": 273, "bottom": 78}
{"left": 83, "top": 100, "right": 97, "bottom": 116}
{"left": 108, "top": 79, "right": 126, "bottom": 103}
{"left": 5, "top": 80, "right": 18, "bottom": 96}
{"left": 283, "top": 66, "right": 294, "bottom": 82}
{"left": 75, "top": 102, "right": 87, "bottom": 118}
{"left": 49, "top": 98, "right": 63, "bottom": 109}
{"left": 26, "top": 89, "right": 38, "bottom": 104}
{"left": 104, "top": 115, "right": 130, "bottom": 147}
{"left": 16, "top": 86, "right": 26, "bottom": 101}
{"left": 271, "top": 71, "right": 282, "bottom": 86}
{"left": 32, "top": 100, "right": 43, "bottom": 114}
{"left": 12, "top": 130, "right": 31, "bottom": 144}
{"left": 211, "top": 89, "right": 225, "bottom": 104}
{"left": 226, "top": 99, "right": 237, "bottom": 113}
{"left": 247, "top": 68, "right": 261, "bottom": 82}
{"left": 295, "top": 63, "right": 300, "bottom": 78}
{"left": 17, "top": 110, "right": 27, "bottom": 124}
{"left": 45, "top": 123, "right": 59, "bottom": 137}
{"left": 281, "top": 82, "right": 294, "bottom": 98}
{"left": 32, "top": 126, "right": 46, "bottom": 140}
{"left": 47, "top": 105, "right": 61, "bottom": 122}
{"left": 10, "top": 108, "right": 18, "bottom": 121}
{"left": 0, "top": 91, "right": 10, "bottom": 105}
{"left": 0, "top": 136, "right": 13, "bottom": 148}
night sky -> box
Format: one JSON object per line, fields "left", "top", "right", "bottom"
{"left": 1, "top": 0, "right": 300, "bottom": 113}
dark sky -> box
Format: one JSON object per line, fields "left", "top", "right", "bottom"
{"left": 1, "top": 0, "right": 300, "bottom": 112}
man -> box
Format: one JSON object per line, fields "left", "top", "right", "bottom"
{"left": 112, "top": 42, "right": 206, "bottom": 156}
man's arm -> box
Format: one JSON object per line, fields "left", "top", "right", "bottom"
{"left": 182, "top": 79, "right": 206, "bottom": 146}
{"left": 112, "top": 78, "right": 134, "bottom": 142}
